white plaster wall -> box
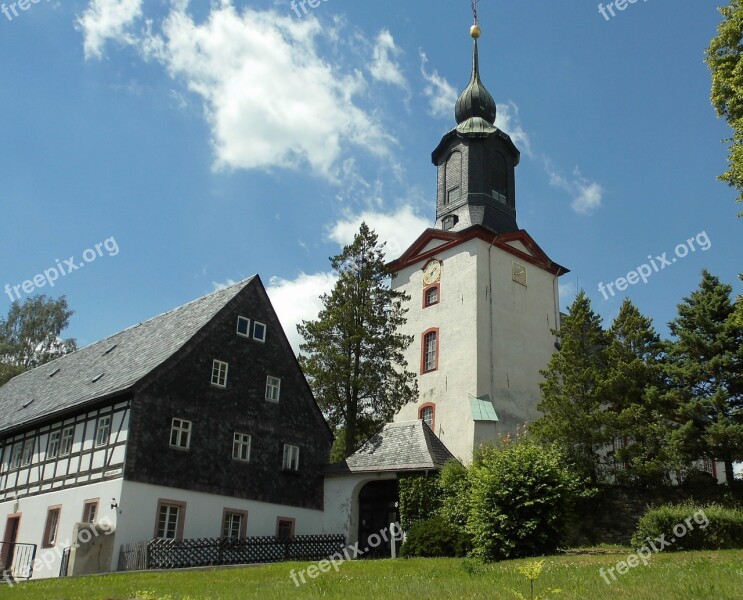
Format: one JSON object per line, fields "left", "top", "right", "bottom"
{"left": 0, "top": 477, "right": 124, "bottom": 580}
{"left": 476, "top": 239, "right": 561, "bottom": 433}
{"left": 113, "top": 481, "right": 326, "bottom": 567}
{"left": 392, "top": 239, "right": 481, "bottom": 462}
{"left": 323, "top": 473, "right": 397, "bottom": 547}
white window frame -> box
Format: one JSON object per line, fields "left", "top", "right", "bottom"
{"left": 59, "top": 426, "right": 74, "bottom": 456}
{"left": 211, "top": 360, "right": 229, "bottom": 388}
{"left": 10, "top": 442, "right": 23, "bottom": 469}
{"left": 253, "top": 321, "right": 267, "bottom": 343}
{"left": 232, "top": 433, "right": 251, "bottom": 462}
{"left": 170, "top": 418, "right": 192, "bottom": 450}
{"left": 236, "top": 316, "right": 251, "bottom": 338}
{"left": 424, "top": 331, "right": 438, "bottom": 373}
{"left": 20, "top": 439, "right": 34, "bottom": 466}
{"left": 265, "top": 376, "right": 281, "bottom": 403}
{"left": 95, "top": 416, "right": 111, "bottom": 447}
{"left": 282, "top": 444, "right": 300, "bottom": 471}
{"left": 156, "top": 504, "right": 181, "bottom": 540}
{"left": 47, "top": 430, "right": 61, "bottom": 459}
{"left": 222, "top": 512, "right": 243, "bottom": 539}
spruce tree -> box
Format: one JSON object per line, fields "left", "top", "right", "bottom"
{"left": 532, "top": 291, "right": 610, "bottom": 482}
{"left": 298, "top": 223, "right": 418, "bottom": 458}
{"left": 664, "top": 271, "right": 743, "bottom": 485}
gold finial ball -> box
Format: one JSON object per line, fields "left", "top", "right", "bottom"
{"left": 470, "top": 24, "right": 481, "bottom": 39}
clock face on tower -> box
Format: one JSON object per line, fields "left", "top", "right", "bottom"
{"left": 422, "top": 260, "right": 442, "bottom": 285}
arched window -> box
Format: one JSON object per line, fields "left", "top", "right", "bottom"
{"left": 419, "top": 404, "right": 435, "bottom": 430}
{"left": 421, "top": 329, "right": 439, "bottom": 373}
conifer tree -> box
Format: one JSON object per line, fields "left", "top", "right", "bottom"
{"left": 298, "top": 223, "right": 418, "bottom": 459}
{"left": 532, "top": 291, "right": 610, "bottom": 482}
{"left": 664, "top": 271, "right": 743, "bottom": 485}
{"left": 604, "top": 299, "right": 677, "bottom": 485}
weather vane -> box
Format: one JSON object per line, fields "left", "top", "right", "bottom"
{"left": 470, "top": 0, "right": 481, "bottom": 38}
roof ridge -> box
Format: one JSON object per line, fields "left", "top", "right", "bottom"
{"left": 9, "top": 277, "right": 256, "bottom": 381}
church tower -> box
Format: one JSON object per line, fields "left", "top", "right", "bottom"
{"left": 390, "top": 19, "right": 569, "bottom": 463}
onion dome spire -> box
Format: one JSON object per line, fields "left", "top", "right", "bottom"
{"left": 454, "top": 22, "right": 497, "bottom": 126}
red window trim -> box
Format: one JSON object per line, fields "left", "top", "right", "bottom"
{"left": 422, "top": 284, "right": 440, "bottom": 309}
{"left": 419, "top": 403, "right": 436, "bottom": 431}
{"left": 420, "top": 328, "right": 440, "bottom": 374}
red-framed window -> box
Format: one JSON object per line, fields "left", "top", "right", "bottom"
{"left": 423, "top": 284, "right": 440, "bottom": 308}
{"left": 420, "top": 328, "right": 439, "bottom": 374}
{"left": 419, "top": 403, "right": 436, "bottom": 430}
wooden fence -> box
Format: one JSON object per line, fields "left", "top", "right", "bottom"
{"left": 118, "top": 535, "right": 347, "bottom": 572}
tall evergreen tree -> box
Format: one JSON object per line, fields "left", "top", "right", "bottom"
{"left": 298, "top": 223, "right": 418, "bottom": 459}
{"left": 532, "top": 291, "right": 610, "bottom": 482}
{"left": 664, "top": 271, "right": 743, "bottom": 485}
{"left": 0, "top": 295, "right": 77, "bottom": 386}
{"left": 605, "top": 299, "right": 677, "bottom": 485}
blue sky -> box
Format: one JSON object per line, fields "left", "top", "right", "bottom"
{"left": 0, "top": 0, "right": 740, "bottom": 352}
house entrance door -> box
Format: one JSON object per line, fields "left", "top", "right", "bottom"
{"left": 358, "top": 479, "right": 399, "bottom": 559}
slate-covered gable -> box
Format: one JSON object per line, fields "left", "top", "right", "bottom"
{"left": 126, "top": 277, "right": 332, "bottom": 510}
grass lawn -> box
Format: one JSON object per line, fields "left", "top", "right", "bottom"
{"left": 1, "top": 550, "right": 742, "bottom": 600}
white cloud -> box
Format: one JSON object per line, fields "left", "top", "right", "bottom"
{"left": 327, "top": 205, "right": 431, "bottom": 260}
{"left": 547, "top": 163, "right": 604, "bottom": 215}
{"left": 496, "top": 101, "right": 532, "bottom": 157}
{"left": 370, "top": 30, "right": 406, "bottom": 88}
{"left": 420, "top": 51, "right": 457, "bottom": 120}
{"left": 78, "top": 4, "right": 392, "bottom": 180}
{"left": 76, "top": 0, "right": 143, "bottom": 59}
{"left": 267, "top": 272, "right": 337, "bottom": 354}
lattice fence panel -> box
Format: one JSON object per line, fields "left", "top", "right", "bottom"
{"left": 146, "top": 535, "right": 346, "bottom": 570}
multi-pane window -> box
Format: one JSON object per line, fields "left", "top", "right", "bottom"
{"left": 253, "top": 321, "right": 267, "bottom": 343}
{"left": 47, "top": 431, "right": 61, "bottom": 459}
{"left": 423, "top": 331, "right": 438, "bottom": 373}
{"left": 43, "top": 507, "right": 61, "bottom": 547}
{"left": 420, "top": 406, "right": 434, "bottom": 429}
{"left": 10, "top": 442, "right": 23, "bottom": 469}
{"left": 59, "top": 426, "right": 74, "bottom": 456}
{"left": 170, "top": 419, "right": 192, "bottom": 450}
{"left": 233, "top": 433, "right": 251, "bottom": 462}
{"left": 20, "top": 439, "right": 34, "bottom": 466}
{"left": 222, "top": 512, "right": 244, "bottom": 539}
{"left": 212, "top": 360, "right": 229, "bottom": 388}
{"left": 157, "top": 504, "right": 181, "bottom": 540}
{"left": 236, "top": 316, "right": 251, "bottom": 337}
{"left": 82, "top": 500, "right": 98, "bottom": 524}
{"left": 282, "top": 444, "right": 300, "bottom": 471}
{"left": 424, "top": 286, "right": 439, "bottom": 307}
{"left": 265, "top": 376, "right": 281, "bottom": 402}
{"left": 95, "top": 416, "right": 111, "bottom": 447}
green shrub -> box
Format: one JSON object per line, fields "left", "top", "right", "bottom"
{"left": 439, "top": 459, "right": 471, "bottom": 530}
{"left": 399, "top": 473, "right": 443, "bottom": 530}
{"left": 400, "top": 514, "right": 470, "bottom": 558}
{"left": 631, "top": 503, "right": 743, "bottom": 551}
{"left": 466, "top": 437, "right": 586, "bottom": 561}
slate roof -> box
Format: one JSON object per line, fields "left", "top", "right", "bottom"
{"left": 0, "top": 278, "right": 254, "bottom": 434}
{"left": 328, "top": 421, "right": 457, "bottom": 474}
